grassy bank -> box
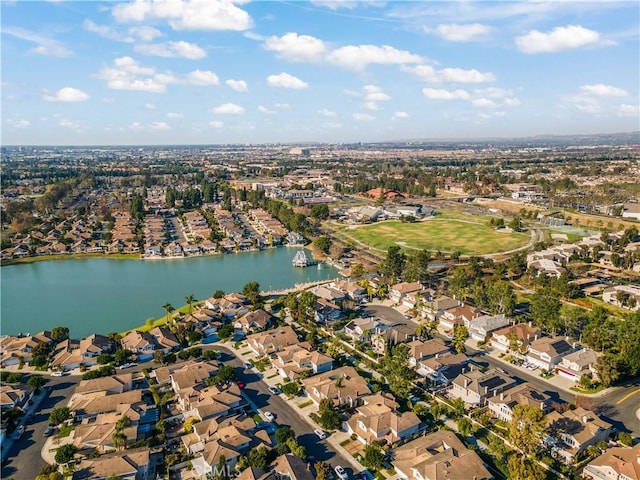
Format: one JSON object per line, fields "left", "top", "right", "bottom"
{"left": 119, "top": 301, "right": 205, "bottom": 336}
{"left": 1, "top": 252, "right": 138, "bottom": 266}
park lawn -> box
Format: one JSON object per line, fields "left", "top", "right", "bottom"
{"left": 121, "top": 300, "right": 205, "bottom": 335}
{"left": 344, "top": 218, "right": 529, "bottom": 255}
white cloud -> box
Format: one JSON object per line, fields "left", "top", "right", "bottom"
{"left": 471, "top": 98, "right": 498, "bottom": 108}
{"left": 211, "top": 103, "right": 245, "bottom": 114}
{"left": 186, "top": 69, "right": 219, "bottom": 85}
{"left": 580, "top": 84, "right": 628, "bottom": 97}
{"left": 84, "top": 19, "right": 134, "bottom": 42}
{"left": 266, "top": 72, "right": 309, "bottom": 89}
{"left": 275, "top": 103, "right": 290, "bottom": 110}
{"left": 145, "top": 102, "right": 156, "bottom": 109}
{"left": 129, "top": 26, "right": 162, "bottom": 42}
{"left": 406, "top": 64, "right": 495, "bottom": 84}
{"left": 263, "top": 32, "right": 326, "bottom": 62}
{"left": 393, "top": 111, "right": 409, "bottom": 119}
{"left": 7, "top": 118, "right": 30, "bottom": 128}
{"left": 362, "top": 85, "right": 391, "bottom": 110}
{"left": 353, "top": 113, "right": 375, "bottom": 121}
{"left": 112, "top": 0, "right": 253, "bottom": 31}
{"left": 258, "top": 105, "right": 276, "bottom": 114}
{"left": 96, "top": 56, "right": 177, "bottom": 93}
{"left": 310, "top": 0, "right": 384, "bottom": 10}
{"left": 618, "top": 104, "right": 640, "bottom": 117}
{"left": 43, "top": 87, "right": 90, "bottom": 102}
{"left": 135, "top": 40, "right": 207, "bottom": 59}
{"left": 166, "top": 112, "right": 183, "bottom": 118}
{"left": 431, "top": 23, "right": 492, "bottom": 42}
{"left": 150, "top": 121, "right": 170, "bottom": 130}
{"left": 515, "top": 25, "right": 605, "bottom": 54}
{"left": 422, "top": 88, "right": 470, "bottom": 100}
{"left": 102, "top": 97, "right": 116, "bottom": 104}
{"left": 209, "top": 120, "right": 224, "bottom": 128}
{"left": 226, "top": 79, "right": 248, "bottom": 92}
{"left": 3, "top": 27, "right": 73, "bottom": 57}
{"left": 327, "top": 44, "right": 423, "bottom": 70}
{"left": 58, "top": 118, "right": 83, "bottom": 130}
{"left": 318, "top": 109, "right": 336, "bottom": 117}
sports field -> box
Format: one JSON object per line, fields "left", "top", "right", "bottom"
{"left": 341, "top": 217, "right": 530, "bottom": 255}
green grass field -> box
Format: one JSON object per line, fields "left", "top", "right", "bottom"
{"left": 342, "top": 217, "right": 530, "bottom": 255}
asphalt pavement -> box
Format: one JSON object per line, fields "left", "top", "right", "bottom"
{"left": 1, "top": 378, "right": 79, "bottom": 480}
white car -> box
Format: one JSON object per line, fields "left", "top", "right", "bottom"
{"left": 334, "top": 466, "right": 348, "bottom": 480}
{"left": 263, "top": 411, "right": 274, "bottom": 422}
{"left": 314, "top": 429, "right": 326, "bottom": 439}
{"left": 268, "top": 386, "right": 280, "bottom": 395}
{"left": 51, "top": 371, "right": 65, "bottom": 377}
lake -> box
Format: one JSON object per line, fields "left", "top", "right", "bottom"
{"left": 1, "top": 248, "right": 339, "bottom": 339}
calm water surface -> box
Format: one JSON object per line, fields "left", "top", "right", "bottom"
{"left": 1, "top": 248, "right": 338, "bottom": 338}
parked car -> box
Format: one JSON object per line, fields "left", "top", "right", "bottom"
{"left": 51, "top": 371, "right": 65, "bottom": 377}
{"left": 236, "top": 381, "right": 245, "bottom": 389}
{"left": 244, "top": 362, "right": 253, "bottom": 369}
{"left": 13, "top": 425, "right": 25, "bottom": 439}
{"left": 263, "top": 411, "right": 274, "bottom": 422}
{"left": 314, "top": 429, "right": 326, "bottom": 439}
{"left": 334, "top": 465, "right": 348, "bottom": 480}
{"left": 43, "top": 426, "right": 55, "bottom": 437}
{"left": 268, "top": 386, "right": 280, "bottom": 395}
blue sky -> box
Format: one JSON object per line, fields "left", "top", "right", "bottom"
{"left": 2, "top": 0, "right": 639, "bottom": 145}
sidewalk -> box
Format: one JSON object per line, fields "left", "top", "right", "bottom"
{"left": 478, "top": 342, "right": 613, "bottom": 398}
{"left": 0, "top": 386, "right": 49, "bottom": 461}
{"left": 41, "top": 432, "right": 74, "bottom": 465}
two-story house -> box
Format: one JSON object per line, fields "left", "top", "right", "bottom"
{"left": 392, "top": 430, "right": 493, "bottom": 480}
{"left": 247, "top": 326, "right": 299, "bottom": 357}
{"left": 272, "top": 343, "right": 334, "bottom": 380}
{"left": 556, "top": 348, "right": 601, "bottom": 382}
{"left": 491, "top": 322, "right": 541, "bottom": 356}
{"left": 314, "top": 298, "right": 345, "bottom": 327}
{"left": 301, "top": 366, "right": 371, "bottom": 409}
{"left": 526, "top": 336, "right": 576, "bottom": 372}
{"left": 449, "top": 367, "right": 517, "bottom": 407}
{"left": 464, "top": 314, "right": 510, "bottom": 342}
{"left": 487, "top": 383, "right": 552, "bottom": 422}
{"left": 582, "top": 443, "right": 640, "bottom": 480}
{"left": 234, "top": 309, "right": 273, "bottom": 335}
{"left": 546, "top": 407, "right": 613, "bottom": 464}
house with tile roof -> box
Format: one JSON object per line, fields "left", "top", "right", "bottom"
{"left": 582, "top": 444, "right": 640, "bottom": 480}
{"left": 487, "top": 383, "right": 552, "bottom": 422}
{"left": 392, "top": 430, "right": 493, "bottom": 480}
{"left": 302, "top": 366, "right": 371, "bottom": 409}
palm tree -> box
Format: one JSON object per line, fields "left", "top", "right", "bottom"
{"left": 185, "top": 294, "right": 196, "bottom": 315}
{"left": 162, "top": 302, "right": 175, "bottom": 326}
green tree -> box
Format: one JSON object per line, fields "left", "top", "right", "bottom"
{"left": 184, "top": 417, "right": 200, "bottom": 433}
{"left": 457, "top": 417, "right": 473, "bottom": 437}
{"left": 49, "top": 406, "right": 72, "bottom": 426}
{"left": 212, "top": 364, "right": 237, "bottom": 385}
{"left": 115, "top": 349, "right": 133, "bottom": 364}
{"left": 530, "top": 287, "right": 562, "bottom": 334}
{"left": 595, "top": 353, "right": 620, "bottom": 387}
{"left": 310, "top": 203, "right": 330, "bottom": 220}
{"left": 275, "top": 426, "right": 296, "bottom": 445}
{"left": 54, "top": 444, "right": 77, "bottom": 464}
{"left": 383, "top": 245, "right": 406, "bottom": 278}
{"left": 297, "top": 291, "right": 318, "bottom": 324}
{"left": 281, "top": 382, "right": 301, "bottom": 398}
{"left": 448, "top": 266, "right": 470, "bottom": 301}
{"left": 315, "top": 462, "right": 332, "bottom": 480}
{"left": 162, "top": 302, "right": 175, "bottom": 325}
{"left": 247, "top": 446, "right": 269, "bottom": 469}
{"left": 185, "top": 294, "right": 196, "bottom": 315}
{"left": 452, "top": 325, "right": 468, "bottom": 354}
{"left": 350, "top": 263, "right": 365, "bottom": 279}
{"left": 51, "top": 326, "right": 70, "bottom": 342}
{"left": 314, "top": 236, "right": 332, "bottom": 255}
{"left": 319, "top": 409, "right": 341, "bottom": 430}
{"left": 242, "top": 281, "right": 261, "bottom": 305}
{"left": 506, "top": 454, "right": 546, "bottom": 480}
{"left": 362, "top": 443, "right": 385, "bottom": 470}
{"left": 27, "top": 375, "right": 46, "bottom": 391}
{"left": 508, "top": 405, "right": 546, "bottom": 457}
{"left": 380, "top": 343, "right": 415, "bottom": 399}
{"left": 96, "top": 353, "right": 114, "bottom": 365}
{"left": 218, "top": 323, "right": 235, "bottom": 341}
{"left": 487, "top": 281, "right": 516, "bottom": 316}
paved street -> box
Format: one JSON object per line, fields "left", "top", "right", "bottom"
{"left": 1, "top": 378, "right": 79, "bottom": 480}
{"left": 216, "top": 345, "right": 361, "bottom": 476}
